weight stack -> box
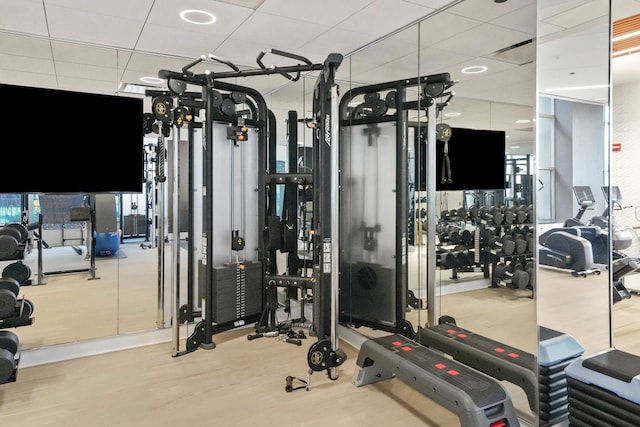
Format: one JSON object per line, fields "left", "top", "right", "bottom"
{"left": 538, "top": 326, "right": 585, "bottom": 426}
{"left": 565, "top": 348, "right": 640, "bottom": 426}
{"left": 211, "top": 261, "right": 262, "bottom": 324}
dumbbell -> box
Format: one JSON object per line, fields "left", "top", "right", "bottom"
{"left": 494, "top": 262, "right": 530, "bottom": 289}
{"left": 0, "top": 277, "right": 20, "bottom": 319}
{"left": 487, "top": 235, "right": 516, "bottom": 256}
{"left": 525, "top": 261, "right": 534, "bottom": 289}
{"left": 2, "top": 261, "right": 32, "bottom": 286}
{"left": 509, "top": 233, "right": 528, "bottom": 254}
{"left": 0, "top": 330, "right": 19, "bottom": 384}
{"left": 479, "top": 206, "right": 504, "bottom": 225}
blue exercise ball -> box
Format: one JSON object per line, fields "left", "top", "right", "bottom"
{"left": 94, "top": 232, "right": 120, "bottom": 257}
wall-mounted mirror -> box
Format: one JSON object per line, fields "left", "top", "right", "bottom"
{"left": 536, "top": 0, "right": 612, "bottom": 358}
{"left": 610, "top": 0, "right": 640, "bottom": 357}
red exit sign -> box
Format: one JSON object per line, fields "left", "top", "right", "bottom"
{"left": 613, "top": 142, "right": 622, "bottom": 152}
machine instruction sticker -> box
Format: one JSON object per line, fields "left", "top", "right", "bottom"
{"left": 323, "top": 239, "right": 331, "bottom": 273}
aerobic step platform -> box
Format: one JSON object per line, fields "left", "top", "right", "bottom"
{"left": 565, "top": 348, "right": 640, "bottom": 426}
{"left": 353, "top": 334, "right": 520, "bottom": 427}
{"left": 417, "top": 324, "right": 584, "bottom": 426}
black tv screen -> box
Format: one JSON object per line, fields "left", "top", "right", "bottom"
{"left": 415, "top": 127, "right": 506, "bottom": 191}
{"left": 0, "top": 83, "right": 143, "bottom": 193}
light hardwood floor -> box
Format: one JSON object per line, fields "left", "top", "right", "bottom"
{"left": 1, "top": 241, "right": 639, "bottom": 426}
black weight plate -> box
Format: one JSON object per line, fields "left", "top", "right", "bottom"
{"left": 0, "top": 278, "right": 19, "bottom": 296}
{"left": 356, "top": 266, "right": 377, "bottom": 289}
{"left": 515, "top": 239, "right": 528, "bottom": 254}
{"left": 219, "top": 98, "right": 236, "bottom": 116}
{"left": 0, "top": 348, "right": 15, "bottom": 384}
{"left": 424, "top": 82, "right": 445, "bottom": 98}
{"left": 436, "top": 122, "right": 452, "bottom": 142}
{"left": 210, "top": 90, "right": 223, "bottom": 108}
{"left": 0, "top": 235, "right": 18, "bottom": 260}
{"left": 4, "top": 223, "right": 27, "bottom": 241}
{"left": 167, "top": 78, "right": 186, "bottom": 95}
{"left": 0, "top": 330, "right": 19, "bottom": 355}
{"left": 230, "top": 91, "right": 247, "bottom": 104}
{"left": 0, "top": 299, "right": 32, "bottom": 328}
{"left": 385, "top": 91, "right": 397, "bottom": 109}
{"left": 152, "top": 96, "right": 173, "bottom": 122}
{"left": 143, "top": 113, "right": 155, "bottom": 134}
{"left": 0, "top": 289, "right": 16, "bottom": 318}
{"left": 0, "top": 227, "right": 21, "bottom": 242}
{"left": 363, "top": 92, "right": 380, "bottom": 102}
{"left": 2, "top": 262, "right": 31, "bottom": 285}
{"left": 370, "top": 99, "right": 388, "bottom": 117}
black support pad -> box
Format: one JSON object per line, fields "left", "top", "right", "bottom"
{"left": 582, "top": 349, "right": 640, "bottom": 383}
{"left": 353, "top": 334, "right": 519, "bottom": 427}
{"left": 417, "top": 323, "right": 537, "bottom": 412}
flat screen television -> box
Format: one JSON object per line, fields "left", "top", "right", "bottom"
{"left": 0, "top": 83, "right": 144, "bottom": 193}
{"left": 415, "top": 126, "right": 506, "bottom": 192}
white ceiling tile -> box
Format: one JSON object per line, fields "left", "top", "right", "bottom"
{"left": 45, "top": 0, "right": 154, "bottom": 19}
{"left": 51, "top": 41, "right": 118, "bottom": 67}
{"left": 436, "top": 23, "right": 532, "bottom": 57}
{"left": 136, "top": 24, "right": 228, "bottom": 58}
{"left": 416, "top": 47, "right": 476, "bottom": 76}
{"left": 144, "top": 0, "right": 253, "bottom": 33}
{"left": 490, "top": 3, "right": 537, "bottom": 35}
{"left": 0, "top": 69, "right": 58, "bottom": 88}
{"left": 125, "top": 53, "right": 198, "bottom": 75}
{"left": 336, "top": 0, "right": 435, "bottom": 37}
{"left": 447, "top": 0, "right": 535, "bottom": 23}
{"left": 403, "top": 0, "right": 456, "bottom": 9}
{"left": 538, "top": 0, "right": 592, "bottom": 21}
{"left": 418, "top": 12, "right": 483, "bottom": 47}
{"left": 212, "top": 39, "right": 274, "bottom": 69}
{"left": 298, "top": 28, "right": 377, "bottom": 64}
{"left": 227, "top": 12, "right": 330, "bottom": 51}
{"left": 45, "top": 6, "right": 145, "bottom": 48}
{"left": 55, "top": 61, "right": 117, "bottom": 82}
{"left": 0, "top": 0, "right": 48, "bottom": 36}
{"left": 612, "top": 0, "right": 640, "bottom": 21}
{"left": 0, "top": 33, "right": 52, "bottom": 58}
{"left": 57, "top": 76, "right": 119, "bottom": 94}
{"left": 0, "top": 53, "right": 56, "bottom": 74}
{"left": 348, "top": 37, "right": 420, "bottom": 74}
{"left": 257, "top": 0, "right": 374, "bottom": 27}
{"left": 542, "top": 0, "right": 609, "bottom": 29}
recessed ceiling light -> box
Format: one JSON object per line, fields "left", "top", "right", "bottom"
{"left": 515, "top": 119, "right": 531, "bottom": 124}
{"left": 511, "top": 145, "right": 521, "bottom": 149}
{"left": 140, "top": 76, "right": 164, "bottom": 84}
{"left": 180, "top": 9, "right": 217, "bottom": 25}
{"left": 444, "top": 112, "right": 461, "bottom": 117}
{"left": 461, "top": 66, "right": 487, "bottom": 74}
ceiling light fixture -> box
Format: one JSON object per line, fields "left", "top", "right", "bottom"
{"left": 140, "top": 76, "right": 164, "bottom": 84}
{"left": 444, "top": 112, "right": 461, "bottom": 117}
{"left": 180, "top": 9, "right": 217, "bottom": 25}
{"left": 461, "top": 65, "right": 487, "bottom": 74}
{"left": 515, "top": 119, "right": 531, "bottom": 124}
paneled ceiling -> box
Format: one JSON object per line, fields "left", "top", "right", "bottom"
{"left": 1, "top": 0, "right": 639, "bottom": 153}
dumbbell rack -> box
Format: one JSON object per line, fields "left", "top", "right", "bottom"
{"left": 436, "top": 213, "right": 489, "bottom": 280}
{"left": 473, "top": 205, "right": 535, "bottom": 293}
